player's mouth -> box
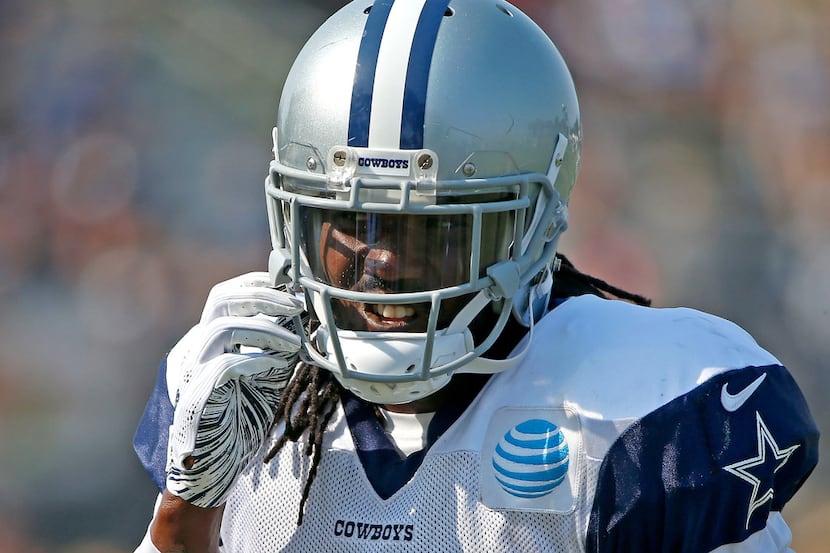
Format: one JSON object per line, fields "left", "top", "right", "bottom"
{"left": 361, "top": 302, "right": 420, "bottom": 330}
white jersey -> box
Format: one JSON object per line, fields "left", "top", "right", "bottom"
{"left": 134, "top": 295, "right": 818, "bottom": 552}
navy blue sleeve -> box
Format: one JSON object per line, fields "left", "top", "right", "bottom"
{"left": 133, "top": 357, "right": 174, "bottom": 492}
{"left": 587, "top": 364, "right": 819, "bottom": 553}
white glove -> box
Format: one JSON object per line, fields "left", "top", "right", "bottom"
{"left": 164, "top": 272, "right": 305, "bottom": 508}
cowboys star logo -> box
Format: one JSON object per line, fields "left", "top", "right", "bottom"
{"left": 723, "top": 411, "right": 800, "bottom": 529}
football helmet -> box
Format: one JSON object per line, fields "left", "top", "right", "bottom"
{"left": 265, "top": 0, "right": 581, "bottom": 404}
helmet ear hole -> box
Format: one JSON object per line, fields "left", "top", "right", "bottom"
{"left": 496, "top": 4, "right": 513, "bottom": 17}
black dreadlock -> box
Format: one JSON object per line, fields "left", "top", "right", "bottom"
{"left": 553, "top": 253, "right": 652, "bottom": 307}
{"left": 264, "top": 252, "right": 651, "bottom": 525}
{"left": 264, "top": 362, "right": 339, "bottom": 525}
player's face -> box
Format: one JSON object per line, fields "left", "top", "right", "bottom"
{"left": 301, "top": 209, "right": 477, "bottom": 332}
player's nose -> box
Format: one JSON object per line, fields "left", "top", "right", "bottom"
{"left": 363, "top": 246, "right": 427, "bottom": 289}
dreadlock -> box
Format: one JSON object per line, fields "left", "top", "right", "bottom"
{"left": 264, "top": 252, "right": 651, "bottom": 525}
{"left": 553, "top": 253, "right": 651, "bottom": 307}
{"left": 264, "top": 361, "right": 339, "bottom": 525}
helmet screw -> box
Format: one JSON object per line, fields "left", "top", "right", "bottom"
{"left": 545, "top": 222, "right": 557, "bottom": 239}
{"left": 306, "top": 157, "right": 317, "bottom": 171}
{"left": 333, "top": 150, "right": 347, "bottom": 166}
{"left": 462, "top": 162, "right": 476, "bottom": 177}
{"left": 417, "top": 153, "right": 433, "bottom": 170}
{"left": 555, "top": 156, "right": 564, "bottom": 167}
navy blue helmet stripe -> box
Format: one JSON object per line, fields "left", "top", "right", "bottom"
{"left": 400, "top": 0, "right": 450, "bottom": 149}
{"left": 347, "top": 0, "right": 395, "bottom": 147}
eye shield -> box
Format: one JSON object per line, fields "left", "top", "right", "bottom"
{"left": 300, "top": 209, "right": 514, "bottom": 295}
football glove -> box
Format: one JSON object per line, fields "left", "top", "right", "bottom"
{"left": 164, "top": 272, "right": 305, "bottom": 508}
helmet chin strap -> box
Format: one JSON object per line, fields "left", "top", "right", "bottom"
{"left": 306, "top": 259, "right": 535, "bottom": 393}
{"left": 312, "top": 283, "right": 535, "bottom": 405}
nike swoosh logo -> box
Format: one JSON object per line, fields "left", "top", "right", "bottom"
{"left": 721, "top": 373, "right": 767, "bottom": 412}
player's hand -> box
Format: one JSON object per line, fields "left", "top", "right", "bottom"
{"left": 164, "top": 272, "right": 305, "bottom": 508}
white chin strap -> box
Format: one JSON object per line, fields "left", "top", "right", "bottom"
{"left": 315, "top": 286, "right": 536, "bottom": 405}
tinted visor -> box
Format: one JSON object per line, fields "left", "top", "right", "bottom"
{"left": 300, "top": 208, "right": 513, "bottom": 294}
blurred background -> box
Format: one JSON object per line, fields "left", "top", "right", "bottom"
{"left": 0, "top": 0, "right": 826, "bottom": 550}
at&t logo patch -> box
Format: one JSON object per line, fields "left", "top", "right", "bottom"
{"left": 493, "top": 419, "right": 569, "bottom": 498}
{"left": 481, "top": 408, "right": 581, "bottom": 513}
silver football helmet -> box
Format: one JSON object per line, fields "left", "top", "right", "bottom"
{"left": 266, "top": 0, "right": 581, "bottom": 404}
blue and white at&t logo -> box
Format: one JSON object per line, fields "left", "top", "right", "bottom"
{"left": 492, "top": 419, "right": 569, "bottom": 499}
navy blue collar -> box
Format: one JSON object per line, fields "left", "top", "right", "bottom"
{"left": 341, "top": 383, "right": 483, "bottom": 499}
